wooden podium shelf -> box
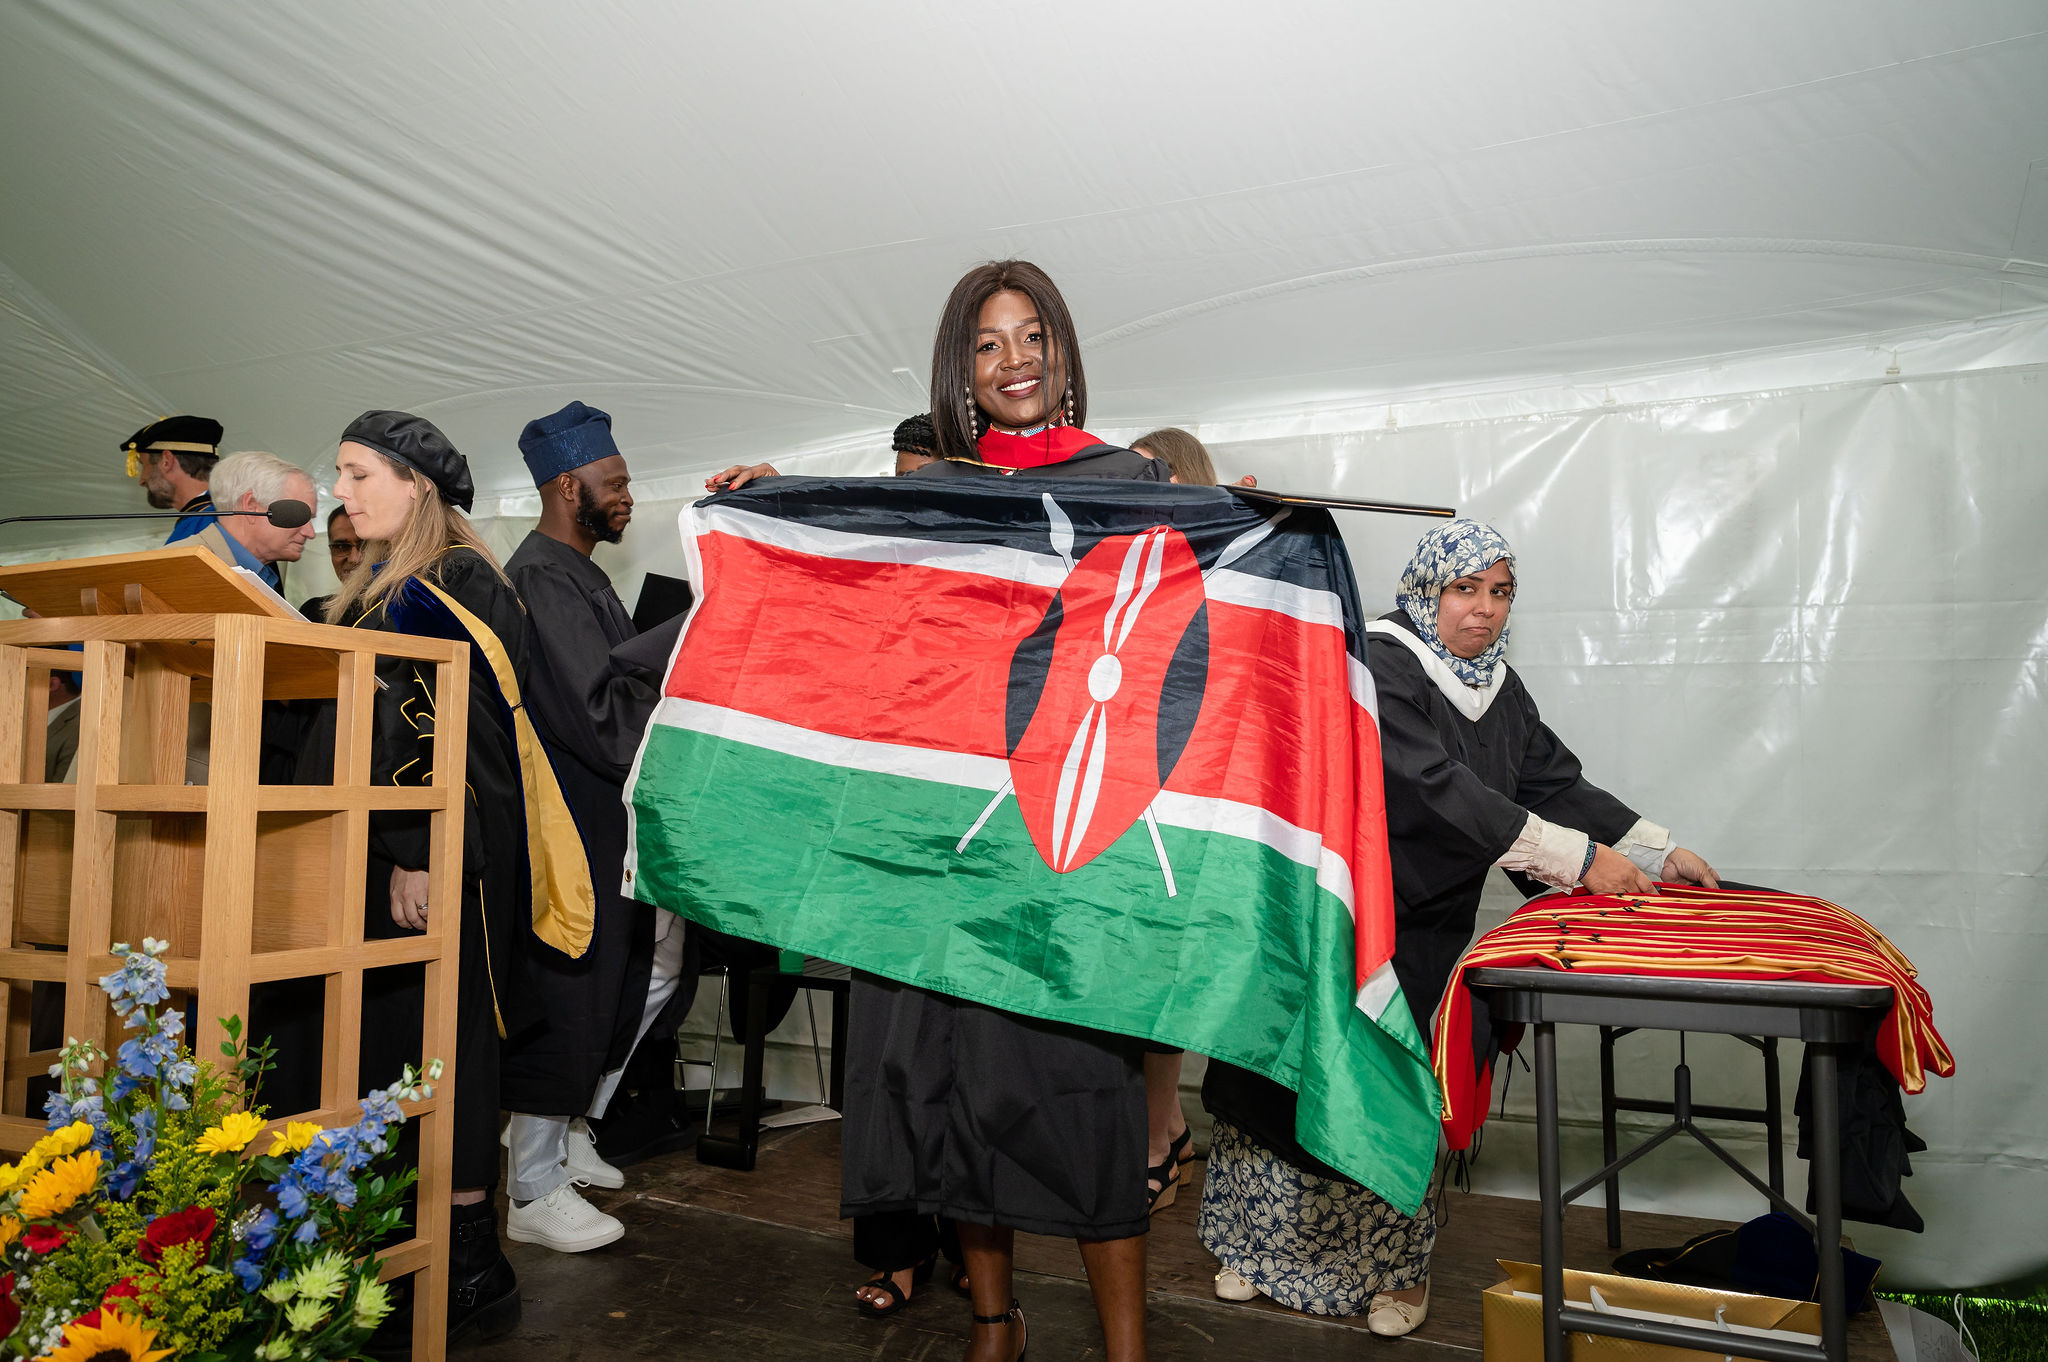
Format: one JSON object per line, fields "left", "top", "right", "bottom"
{"left": 0, "top": 544, "right": 469, "bottom": 1359}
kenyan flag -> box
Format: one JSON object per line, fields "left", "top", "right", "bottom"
{"left": 624, "top": 477, "right": 1441, "bottom": 1212}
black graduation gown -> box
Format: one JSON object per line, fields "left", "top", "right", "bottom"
{"left": 353, "top": 547, "right": 536, "bottom": 1187}
{"left": 499, "top": 531, "right": 671, "bottom": 1115}
{"left": 1205, "top": 610, "right": 1640, "bottom": 1176}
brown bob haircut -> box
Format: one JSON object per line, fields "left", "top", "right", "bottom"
{"left": 929, "top": 260, "right": 1088, "bottom": 461}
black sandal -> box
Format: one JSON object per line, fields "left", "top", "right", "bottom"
{"left": 855, "top": 1254, "right": 936, "bottom": 1319}
{"left": 1148, "top": 1125, "right": 1194, "bottom": 1214}
{"left": 949, "top": 1262, "right": 972, "bottom": 1298}
{"left": 971, "top": 1300, "right": 1027, "bottom": 1362}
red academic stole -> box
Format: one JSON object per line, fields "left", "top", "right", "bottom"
{"left": 976, "top": 425, "right": 1105, "bottom": 469}
{"left": 1432, "top": 885, "right": 1954, "bottom": 1149}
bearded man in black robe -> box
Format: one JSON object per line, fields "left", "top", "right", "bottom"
{"left": 500, "top": 402, "right": 691, "bottom": 1254}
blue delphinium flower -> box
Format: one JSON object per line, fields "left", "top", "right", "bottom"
{"left": 97, "top": 940, "right": 171, "bottom": 1013}
{"left": 231, "top": 1254, "right": 265, "bottom": 1293}
{"left": 106, "top": 1107, "right": 160, "bottom": 1201}
{"left": 116, "top": 1037, "right": 159, "bottom": 1081}
{"left": 293, "top": 1218, "right": 322, "bottom": 1247}
{"left": 276, "top": 1179, "right": 310, "bottom": 1221}
{"left": 245, "top": 1208, "right": 280, "bottom": 1253}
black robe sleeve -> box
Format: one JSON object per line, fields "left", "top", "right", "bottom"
{"left": 508, "top": 549, "right": 658, "bottom": 786}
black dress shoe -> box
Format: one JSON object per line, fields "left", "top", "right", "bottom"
{"left": 447, "top": 1201, "right": 521, "bottom": 1344}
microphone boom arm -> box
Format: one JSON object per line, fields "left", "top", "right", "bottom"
{"left": 0, "top": 500, "right": 315, "bottom": 531}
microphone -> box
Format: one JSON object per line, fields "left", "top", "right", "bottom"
{"left": 0, "top": 499, "right": 316, "bottom": 531}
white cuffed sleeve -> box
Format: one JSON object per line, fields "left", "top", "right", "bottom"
{"left": 1612, "top": 817, "right": 1675, "bottom": 878}
{"left": 1495, "top": 811, "right": 1592, "bottom": 890}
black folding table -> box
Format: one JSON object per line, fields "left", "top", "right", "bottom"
{"left": 1466, "top": 967, "right": 1895, "bottom": 1362}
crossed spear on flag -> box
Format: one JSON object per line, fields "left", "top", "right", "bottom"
{"left": 956, "top": 492, "right": 1289, "bottom": 897}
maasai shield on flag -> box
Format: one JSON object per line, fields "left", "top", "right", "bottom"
{"left": 623, "top": 476, "right": 1441, "bottom": 1212}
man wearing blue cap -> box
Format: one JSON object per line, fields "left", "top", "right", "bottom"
{"left": 501, "top": 402, "right": 690, "bottom": 1254}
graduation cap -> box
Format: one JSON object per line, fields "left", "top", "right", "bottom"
{"left": 121, "top": 414, "right": 223, "bottom": 478}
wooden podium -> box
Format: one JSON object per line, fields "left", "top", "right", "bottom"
{"left": 0, "top": 543, "right": 467, "bottom": 1357}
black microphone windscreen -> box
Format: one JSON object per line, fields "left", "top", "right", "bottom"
{"left": 266, "top": 499, "right": 314, "bottom": 529}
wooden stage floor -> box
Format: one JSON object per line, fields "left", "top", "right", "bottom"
{"left": 465, "top": 1121, "right": 1898, "bottom": 1360}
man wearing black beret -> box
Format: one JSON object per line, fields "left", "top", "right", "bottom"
{"left": 121, "top": 414, "right": 224, "bottom": 543}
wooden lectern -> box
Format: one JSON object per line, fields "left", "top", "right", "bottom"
{"left": 0, "top": 543, "right": 466, "bottom": 1358}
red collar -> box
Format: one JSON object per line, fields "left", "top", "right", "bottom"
{"left": 976, "top": 425, "right": 1101, "bottom": 469}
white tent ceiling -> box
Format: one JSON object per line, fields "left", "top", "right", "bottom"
{"left": 4, "top": 2, "right": 2047, "bottom": 548}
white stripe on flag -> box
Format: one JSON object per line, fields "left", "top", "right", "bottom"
{"left": 649, "top": 697, "right": 1359, "bottom": 918}
{"left": 1355, "top": 959, "right": 1401, "bottom": 1022}
{"left": 699, "top": 504, "right": 1068, "bottom": 587}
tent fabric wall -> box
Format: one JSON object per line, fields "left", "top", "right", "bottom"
{"left": 1217, "top": 366, "right": 2048, "bottom": 1291}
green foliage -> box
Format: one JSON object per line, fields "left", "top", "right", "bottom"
{"left": 141, "top": 1240, "right": 246, "bottom": 1355}
{"left": 139, "top": 1109, "right": 239, "bottom": 1219}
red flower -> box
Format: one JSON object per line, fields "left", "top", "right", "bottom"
{"left": 21, "top": 1224, "right": 68, "bottom": 1255}
{"left": 0, "top": 1273, "right": 17, "bottom": 1340}
{"left": 66, "top": 1278, "right": 141, "bottom": 1334}
{"left": 137, "top": 1206, "right": 217, "bottom": 1266}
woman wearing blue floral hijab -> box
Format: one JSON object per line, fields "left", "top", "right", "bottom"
{"left": 1200, "top": 517, "right": 1718, "bottom": 1334}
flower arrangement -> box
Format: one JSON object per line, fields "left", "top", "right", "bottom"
{"left": 0, "top": 939, "right": 437, "bottom": 1361}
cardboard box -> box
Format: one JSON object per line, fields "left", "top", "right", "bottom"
{"left": 1482, "top": 1260, "right": 1824, "bottom": 1361}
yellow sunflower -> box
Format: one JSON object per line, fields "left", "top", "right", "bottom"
{"left": 45, "top": 1308, "right": 175, "bottom": 1362}
{"left": 194, "top": 1110, "right": 267, "bottom": 1156}
{"left": 0, "top": 1215, "right": 19, "bottom": 1251}
{"left": 265, "top": 1120, "right": 323, "bottom": 1158}
{"left": 18, "top": 1150, "right": 100, "bottom": 1220}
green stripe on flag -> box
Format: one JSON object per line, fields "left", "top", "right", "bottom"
{"left": 628, "top": 721, "right": 1440, "bottom": 1212}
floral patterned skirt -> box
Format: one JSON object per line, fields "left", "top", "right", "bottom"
{"left": 1197, "top": 1117, "right": 1436, "bottom": 1316}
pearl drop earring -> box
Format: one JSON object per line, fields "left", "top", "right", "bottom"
{"left": 1065, "top": 381, "right": 1075, "bottom": 428}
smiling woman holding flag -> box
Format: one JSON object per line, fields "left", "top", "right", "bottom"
{"left": 1200, "top": 517, "right": 1719, "bottom": 1335}
{"left": 835, "top": 261, "right": 1163, "bottom": 1362}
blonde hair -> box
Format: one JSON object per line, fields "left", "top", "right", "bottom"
{"left": 1131, "top": 428, "right": 1219, "bottom": 487}
{"left": 324, "top": 456, "right": 505, "bottom": 624}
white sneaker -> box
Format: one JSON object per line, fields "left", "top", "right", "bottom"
{"left": 566, "top": 1117, "right": 625, "bottom": 1190}
{"left": 505, "top": 1181, "right": 625, "bottom": 1254}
